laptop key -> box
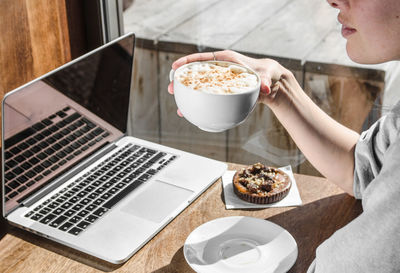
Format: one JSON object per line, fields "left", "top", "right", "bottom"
{"left": 7, "top": 180, "right": 19, "bottom": 189}
{"left": 76, "top": 221, "right": 91, "bottom": 230}
{"left": 17, "top": 186, "right": 27, "bottom": 193}
{"left": 56, "top": 120, "right": 67, "bottom": 129}
{"left": 45, "top": 147, "right": 55, "bottom": 155}
{"left": 31, "top": 213, "right": 44, "bottom": 221}
{"left": 8, "top": 192, "right": 18, "bottom": 198}
{"left": 60, "top": 202, "right": 73, "bottom": 210}
{"left": 5, "top": 185, "right": 12, "bottom": 194}
{"left": 21, "top": 162, "right": 32, "bottom": 170}
{"left": 37, "top": 152, "right": 47, "bottom": 160}
{"left": 49, "top": 125, "right": 58, "bottom": 132}
{"left": 5, "top": 172, "right": 15, "bottom": 180}
{"left": 27, "top": 180, "right": 36, "bottom": 187}
{"left": 94, "top": 187, "right": 106, "bottom": 194}
{"left": 17, "top": 175, "right": 28, "bottom": 184}
{"left": 34, "top": 175, "right": 44, "bottom": 182}
{"left": 87, "top": 192, "right": 99, "bottom": 200}
{"left": 41, "top": 118, "right": 53, "bottom": 126}
{"left": 64, "top": 112, "right": 81, "bottom": 124}
{"left": 33, "top": 165, "right": 44, "bottom": 173}
{"left": 84, "top": 215, "right": 98, "bottom": 223}
{"left": 77, "top": 210, "right": 90, "bottom": 218}
{"left": 32, "top": 122, "right": 45, "bottom": 131}
{"left": 71, "top": 204, "right": 84, "bottom": 211}
{"left": 27, "top": 138, "right": 37, "bottom": 145}
{"left": 10, "top": 146, "right": 21, "bottom": 155}
{"left": 77, "top": 191, "right": 89, "bottom": 198}
{"left": 25, "top": 170, "right": 36, "bottom": 178}
{"left": 93, "top": 199, "right": 105, "bottom": 206}
{"left": 48, "top": 155, "right": 59, "bottom": 163}
{"left": 93, "top": 207, "right": 108, "bottom": 217}
{"left": 85, "top": 204, "right": 97, "bottom": 211}
{"left": 24, "top": 211, "right": 35, "bottom": 217}
{"left": 100, "top": 192, "right": 112, "bottom": 200}
{"left": 79, "top": 198, "right": 91, "bottom": 206}
{"left": 56, "top": 111, "right": 67, "bottom": 118}
{"left": 40, "top": 213, "right": 57, "bottom": 224}
{"left": 69, "top": 216, "right": 82, "bottom": 224}
{"left": 68, "top": 196, "right": 80, "bottom": 204}
{"left": 64, "top": 209, "right": 75, "bottom": 217}
{"left": 28, "top": 156, "right": 40, "bottom": 165}
{"left": 39, "top": 207, "right": 52, "bottom": 215}
{"left": 6, "top": 159, "right": 18, "bottom": 169}
{"left": 46, "top": 137, "right": 58, "bottom": 146}
{"left": 53, "top": 207, "right": 65, "bottom": 215}
{"left": 18, "top": 142, "right": 29, "bottom": 151}
{"left": 42, "top": 129, "right": 52, "bottom": 137}
{"left": 49, "top": 216, "right": 68, "bottom": 228}
{"left": 47, "top": 202, "right": 59, "bottom": 209}
{"left": 59, "top": 222, "right": 73, "bottom": 232}
{"left": 14, "top": 155, "right": 25, "bottom": 163}
{"left": 34, "top": 133, "right": 45, "bottom": 141}
{"left": 68, "top": 227, "right": 83, "bottom": 236}
{"left": 103, "top": 180, "right": 144, "bottom": 209}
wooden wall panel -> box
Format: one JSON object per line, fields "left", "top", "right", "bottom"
{"left": 0, "top": 0, "right": 71, "bottom": 237}
{"left": 0, "top": 0, "right": 71, "bottom": 96}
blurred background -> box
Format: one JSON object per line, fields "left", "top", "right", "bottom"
{"left": 1, "top": 0, "right": 398, "bottom": 183}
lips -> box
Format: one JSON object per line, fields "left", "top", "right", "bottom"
{"left": 341, "top": 25, "right": 356, "bottom": 37}
{"left": 338, "top": 16, "right": 356, "bottom": 37}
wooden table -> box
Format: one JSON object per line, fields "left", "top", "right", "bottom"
{"left": 0, "top": 163, "right": 362, "bottom": 273}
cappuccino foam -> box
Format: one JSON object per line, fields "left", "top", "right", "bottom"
{"left": 176, "top": 62, "right": 258, "bottom": 94}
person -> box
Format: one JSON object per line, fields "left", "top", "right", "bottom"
{"left": 168, "top": 0, "right": 400, "bottom": 272}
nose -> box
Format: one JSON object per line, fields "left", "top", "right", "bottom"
{"left": 327, "top": 0, "right": 342, "bottom": 9}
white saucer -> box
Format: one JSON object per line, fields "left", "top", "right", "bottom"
{"left": 184, "top": 216, "right": 297, "bottom": 273}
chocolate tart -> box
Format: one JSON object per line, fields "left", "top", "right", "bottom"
{"left": 233, "top": 163, "right": 291, "bottom": 204}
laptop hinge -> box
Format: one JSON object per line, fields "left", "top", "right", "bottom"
{"left": 22, "top": 143, "right": 118, "bottom": 208}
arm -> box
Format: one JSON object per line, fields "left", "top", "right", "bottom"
{"left": 169, "top": 50, "right": 359, "bottom": 195}
{"left": 266, "top": 69, "right": 359, "bottom": 195}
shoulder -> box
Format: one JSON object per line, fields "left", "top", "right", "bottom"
{"left": 360, "top": 100, "right": 400, "bottom": 144}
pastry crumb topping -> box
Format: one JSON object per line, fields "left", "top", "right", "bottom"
{"left": 237, "top": 163, "right": 285, "bottom": 195}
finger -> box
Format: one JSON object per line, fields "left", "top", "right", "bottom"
{"left": 168, "top": 82, "right": 174, "bottom": 94}
{"left": 271, "top": 82, "right": 280, "bottom": 93}
{"left": 177, "top": 109, "right": 183, "bottom": 117}
{"left": 172, "top": 52, "right": 215, "bottom": 70}
{"left": 260, "top": 78, "right": 271, "bottom": 95}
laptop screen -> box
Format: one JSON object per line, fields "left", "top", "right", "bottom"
{"left": 2, "top": 34, "right": 135, "bottom": 214}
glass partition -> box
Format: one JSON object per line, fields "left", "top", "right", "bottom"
{"left": 123, "top": 0, "right": 392, "bottom": 176}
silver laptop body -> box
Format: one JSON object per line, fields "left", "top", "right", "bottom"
{"left": 2, "top": 33, "right": 227, "bottom": 264}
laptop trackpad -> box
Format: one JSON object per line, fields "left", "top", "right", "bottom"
{"left": 121, "top": 180, "right": 194, "bottom": 223}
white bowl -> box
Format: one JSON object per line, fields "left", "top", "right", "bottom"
{"left": 170, "top": 61, "right": 260, "bottom": 132}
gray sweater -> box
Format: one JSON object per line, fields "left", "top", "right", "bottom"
{"left": 307, "top": 102, "right": 400, "bottom": 273}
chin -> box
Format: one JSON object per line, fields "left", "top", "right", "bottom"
{"left": 346, "top": 46, "right": 381, "bottom": 64}
{"left": 346, "top": 43, "right": 395, "bottom": 64}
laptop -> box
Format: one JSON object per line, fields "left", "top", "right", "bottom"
{"left": 1, "top": 33, "right": 227, "bottom": 264}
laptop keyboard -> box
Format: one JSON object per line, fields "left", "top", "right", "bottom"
{"left": 24, "top": 143, "right": 176, "bottom": 236}
{"left": 4, "top": 107, "right": 110, "bottom": 203}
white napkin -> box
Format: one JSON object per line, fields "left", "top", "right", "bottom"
{"left": 222, "top": 165, "right": 302, "bottom": 209}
